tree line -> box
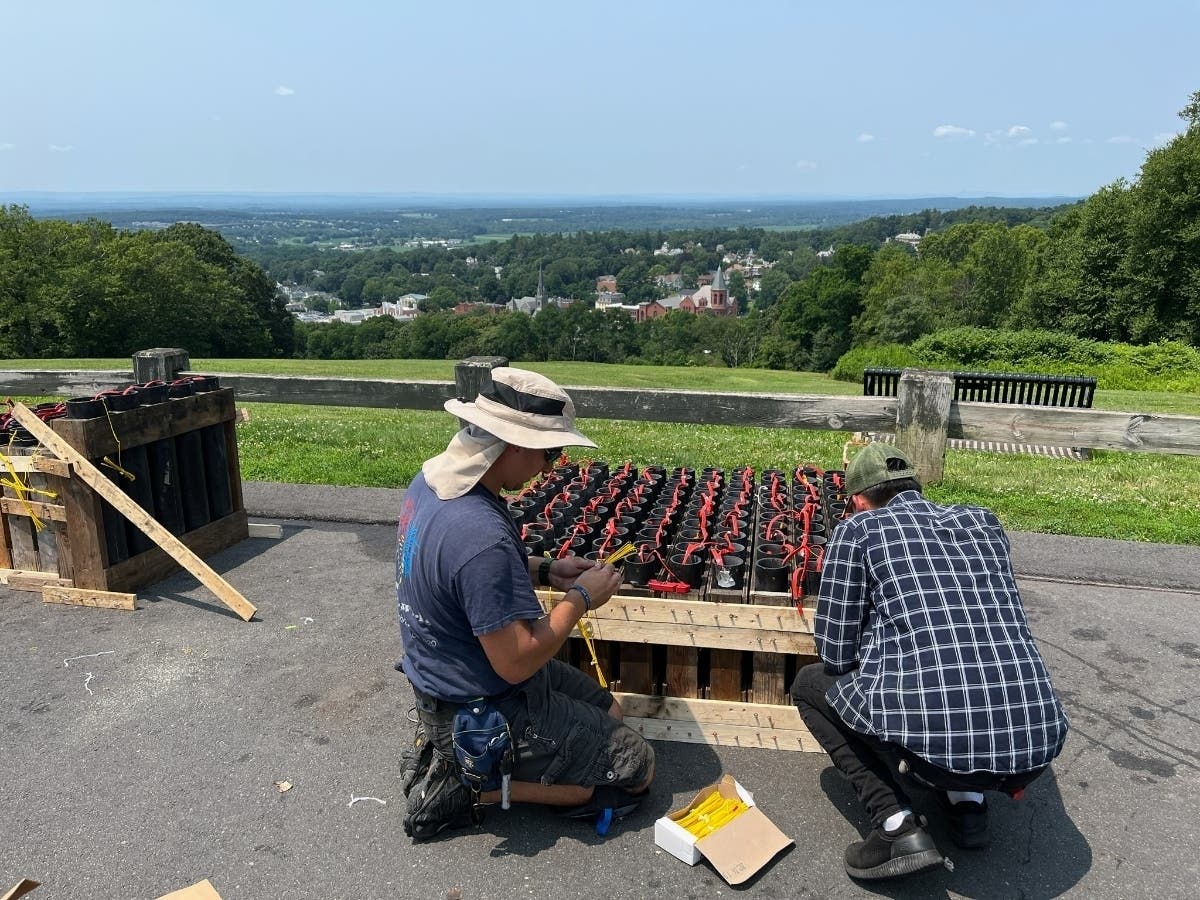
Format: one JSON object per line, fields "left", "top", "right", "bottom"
{"left": 3, "top": 91, "right": 1197, "bottom": 373}
{"left": 0, "top": 213, "right": 294, "bottom": 358}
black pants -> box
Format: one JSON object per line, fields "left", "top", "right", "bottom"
{"left": 791, "top": 663, "right": 1047, "bottom": 828}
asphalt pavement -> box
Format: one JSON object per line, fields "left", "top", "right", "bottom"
{"left": 2, "top": 482, "right": 1198, "bottom": 900}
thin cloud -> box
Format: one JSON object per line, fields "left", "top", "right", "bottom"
{"left": 1018, "top": 137, "right": 1038, "bottom": 146}
{"left": 1107, "top": 135, "right": 1137, "bottom": 144}
{"left": 933, "top": 124, "right": 975, "bottom": 138}
{"left": 274, "top": 85, "right": 295, "bottom": 96}
{"left": 856, "top": 133, "right": 875, "bottom": 143}
{"left": 0, "top": 142, "right": 14, "bottom": 151}
{"left": 1007, "top": 125, "right": 1032, "bottom": 138}
{"left": 1056, "top": 136, "right": 1072, "bottom": 144}
{"left": 1050, "top": 120, "right": 1068, "bottom": 130}
{"left": 795, "top": 159, "right": 817, "bottom": 170}
{"left": 48, "top": 144, "right": 74, "bottom": 152}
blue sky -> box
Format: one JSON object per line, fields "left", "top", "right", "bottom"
{"left": 1, "top": 0, "right": 1195, "bottom": 199}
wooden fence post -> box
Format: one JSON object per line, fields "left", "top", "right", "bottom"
{"left": 133, "top": 348, "right": 190, "bottom": 384}
{"left": 895, "top": 369, "right": 954, "bottom": 486}
{"left": 453, "top": 356, "right": 508, "bottom": 403}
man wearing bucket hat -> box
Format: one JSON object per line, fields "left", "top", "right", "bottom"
{"left": 397, "top": 367, "right": 654, "bottom": 841}
{"left": 790, "top": 443, "right": 1067, "bottom": 881}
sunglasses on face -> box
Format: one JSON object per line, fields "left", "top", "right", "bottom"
{"left": 544, "top": 447, "right": 563, "bottom": 464}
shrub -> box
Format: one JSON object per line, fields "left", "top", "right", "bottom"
{"left": 829, "top": 344, "right": 918, "bottom": 382}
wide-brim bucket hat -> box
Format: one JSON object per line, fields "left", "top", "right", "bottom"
{"left": 443, "top": 367, "right": 596, "bottom": 450}
{"left": 424, "top": 368, "right": 595, "bottom": 499}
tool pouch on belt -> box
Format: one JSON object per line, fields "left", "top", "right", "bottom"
{"left": 452, "top": 699, "right": 514, "bottom": 802}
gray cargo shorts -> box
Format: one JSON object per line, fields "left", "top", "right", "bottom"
{"left": 497, "top": 659, "right": 654, "bottom": 790}
{"left": 414, "top": 659, "right": 653, "bottom": 791}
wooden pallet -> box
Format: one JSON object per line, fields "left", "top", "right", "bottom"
{"left": 542, "top": 588, "right": 819, "bottom": 751}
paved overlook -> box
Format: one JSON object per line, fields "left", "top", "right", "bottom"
{"left": 2, "top": 483, "right": 1197, "bottom": 900}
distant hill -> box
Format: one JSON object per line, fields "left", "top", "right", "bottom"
{"left": 3, "top": 192, "right": 1079, "bottom": 248}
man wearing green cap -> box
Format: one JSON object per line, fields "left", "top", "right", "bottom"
{"left": 791, "top": 443, "right": 1068, "bottom": 881}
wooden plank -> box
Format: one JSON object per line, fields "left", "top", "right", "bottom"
{"left": 58, "top": 452, "right": 108, "bottom": 589}
{"left": 1, "top": 447, "right": 40, "bottom": 572}
{"left": 616, "top": 643, "right": 654, "bottom": 694}
{"left": 42, "top": 585, "right": 135, "bottom": 610}
{"left": 186, "top": 373, "right": 456, "bottom": 411}
{"left": 0, "top": 497, "right": 67, "bottom": 523}
{"left": 0, "top": 568, "right": 71, "bottom": 591}
{"left": 11, "top": 404, "right": 257, "bottom": 621}
{"left": 568, "top": 617, "right": 813, "bottom": 654}
{"left": 623, "top": 716, "right": 816, "bottom": 751}
{"left": 664, "top": 647, "right": 699, "bottom": 698}
{"left": 224, "top": 417, "right": 246, "bottom": 514}
{"left": 708, "top": 649, "right": 744, "bottom": 701}
{"left": 567, "top": 386, "right": 898, "bottom": 433}
{"left": 951, "top": 401, "right": 1200, "bottom": 456}
{"left": 0, "top": 368, "right": 132, "bottom": 398}
{"left": 248, "top": 522, "right": 283, "bottom": 539}
{"left": 593, "top": 593, "right": 813, "bottom": 631}
{"left": 49, "top": 389, "right": 236, "bottom": 459}
{"left": 2, "top": 455, "right": 72, "bottom": 477}
{"left": 615, "top": 692, "right": 803, "bottom": 728}
{"left": 751, "top": 653, "right": 788, "bottom": 706}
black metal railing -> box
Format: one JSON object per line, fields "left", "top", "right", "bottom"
{"left": 863, "top": 368, "right": 1097, "bottom": 408}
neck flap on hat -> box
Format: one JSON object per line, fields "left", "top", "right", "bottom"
{"left": 422, "top": 426, "right": 507, "bottom": 500}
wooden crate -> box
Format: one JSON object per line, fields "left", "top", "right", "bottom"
{"left": 2, "top": 390, "right": 247, "bottom": 596}
{"left": 543, "top": 589, "right": 820, "bottom": 752}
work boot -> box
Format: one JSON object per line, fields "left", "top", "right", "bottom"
{"left": 940, "top": 794, "right": 990, "bottom": 849}
{"left": 844, "top": 815, "right": 944, "bottom": 880}
{"left": 402, "top": 755, "right": 481, "bottom": 842}
{"left": 400, "top": 717, "right": 433, "bottom": 799}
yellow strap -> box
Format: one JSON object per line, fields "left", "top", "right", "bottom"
{"left": 542, "top": 582, "right": 607, "bottom": 689}
{"left": 0, "top": 449, "right": 48, "bottom": 531}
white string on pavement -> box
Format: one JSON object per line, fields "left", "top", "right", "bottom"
{"left": 64, "top": 650, "right": 115, "bottom": 668}
{"left": 348, "top": 795, "right": 387, "bottom": 808}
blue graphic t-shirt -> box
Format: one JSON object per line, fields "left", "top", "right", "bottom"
{"left": 397, "top": 472, "right": 543, "bottom": 702}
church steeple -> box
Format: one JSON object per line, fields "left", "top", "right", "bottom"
{"left": 711, "top": 264, "right": 728, "bottom": 313}
{"left": 535, "top": 266, "right": 547, "bottom": 309}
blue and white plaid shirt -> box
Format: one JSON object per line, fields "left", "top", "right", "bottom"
{"left": 816, "top": 491, "right": 1068, "bottom": 774}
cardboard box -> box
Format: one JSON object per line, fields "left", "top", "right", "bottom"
{"left": 654, "top": 774, "right": 793, "bottom": 885}
{"left": 1, "top": 881, "right": 40, "bottom": 900}
{"left": 156, "top": 880, "right": 223, "bottom": 900}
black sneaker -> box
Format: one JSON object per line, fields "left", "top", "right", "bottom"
{"left": 557, "top": 785, "right": 645, "bottom": 820}
{"left": 940, "top": 795, "right": 990, "bottom": 849}
{"left": 402, "top": 756, "right": 482, "bottom": 842}
{"left": 844, "top": 815, "right": 945, "bottom": 880}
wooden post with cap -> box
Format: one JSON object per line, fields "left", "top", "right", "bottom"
{"left": 454, "top": 356, "right": 509, "bottom": 403}
{"left": 894, "top": 368, "right": 954, "bottom": 487}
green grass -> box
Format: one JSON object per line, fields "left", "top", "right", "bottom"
{"left": 4, "top": 358, "right": 1198, "bottom": 544}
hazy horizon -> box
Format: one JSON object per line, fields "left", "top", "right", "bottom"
{"left": 3, "top": 2, "right": 1193, "bottom": 198}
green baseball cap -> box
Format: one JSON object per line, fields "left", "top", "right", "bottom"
{"left": 844, "top": 443, "right": 918, "bottom": 495}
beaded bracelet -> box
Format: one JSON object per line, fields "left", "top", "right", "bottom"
{"left": 571, "top": 584, "right": 592, "bottom": 612}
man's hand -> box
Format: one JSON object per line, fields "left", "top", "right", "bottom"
{"left": 546, "top": 556, "right": 594, "bottom": 591}
{"left": 569, "top": 561, "right": 623, "bottom": 612}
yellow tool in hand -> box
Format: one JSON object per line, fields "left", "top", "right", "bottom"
{"left": 602, "top": 542, "right": 637, "bottom": 566}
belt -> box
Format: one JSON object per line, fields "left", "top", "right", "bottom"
{"left": 413, "top": 683, "right": 521, "bottom": 713}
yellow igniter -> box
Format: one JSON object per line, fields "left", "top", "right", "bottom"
{"left": 576, "top": 615, "right": 608, "bottom": 689}
{"left": 602, "top": 542, "right": 637, "bottom": 566}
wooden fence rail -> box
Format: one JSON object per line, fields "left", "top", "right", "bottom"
{"left": 1, "top": 359, "right": 1198, "bottom": 487}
